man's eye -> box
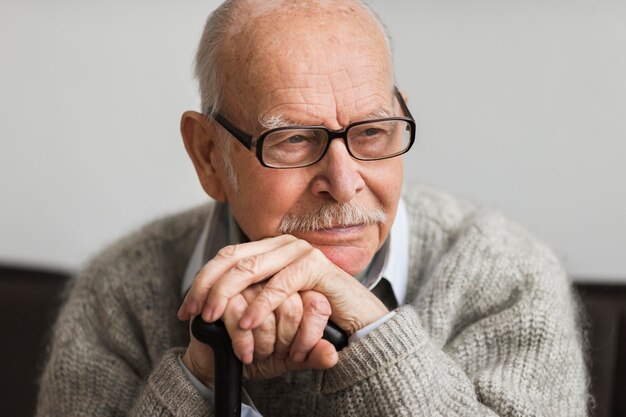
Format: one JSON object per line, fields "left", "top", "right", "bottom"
{"left": 353, "top": 126, "right": 390, "bottom": 140}
{"left": 285, "top": 135, "right": 308, "bottom": 144}
{"left": 270, "top": 133, "right": 320, "bottom": 148}
{"left": 362, "top": 128, "right": 385, "bottom": 137}
{"left": 263, "top": 132, "right": 320, "bottom": 156}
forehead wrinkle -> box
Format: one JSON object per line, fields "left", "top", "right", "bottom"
{"left": 259, "top": 82, "right": 394, "bottom": 130}
{"left": 340, "top": 91, "right": 394, "bottom": 123}
{"left": 329, "top": 64, "right": 393, "bottom": 123}
{"left": 260, "top": 85, "right": 336, "bottom": 125}
{"left": 220, "top": 2, "right": 393, "bottom": 128}
{"left": 256, "top": 74, "right": 393, "bottom": 131}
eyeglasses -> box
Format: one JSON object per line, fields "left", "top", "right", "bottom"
{"left": 213, "top": 87, "right": 416, "bottom": 169}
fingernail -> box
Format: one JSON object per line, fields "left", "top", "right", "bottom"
{"left": 243, "top": 351, "right": 253, "bottom": 365}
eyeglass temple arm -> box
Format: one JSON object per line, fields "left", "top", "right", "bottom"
{"left": 394, "top": 86, "right": 414, "bottom": 120}
{"left": 214, "top": 113, "right": 254, "bottom": 149}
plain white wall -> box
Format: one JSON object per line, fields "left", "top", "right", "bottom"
{"left": 1, "top": 1, "right": 624, "bottom": 281}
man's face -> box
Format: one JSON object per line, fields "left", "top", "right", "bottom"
{"left": 208, "top": 4, "right": 403, "bottom": 276}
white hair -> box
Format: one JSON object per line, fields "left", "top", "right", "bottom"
{"left": 194, "top": 1, "right": 236, "bottom": 117}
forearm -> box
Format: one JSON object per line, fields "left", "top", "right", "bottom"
{"left": 38, "top": 347, "right": 212, "bottom": 417}
{"left": 319, "top": 294, "right": 587, "bottom": 417}
{"left": 36, "top": 269, "right": 212, "bottom": 417}
{"left": 131, "top": 349, "right": 213, "bottom": 417}
{"left": 320, "top": 308, "right": 490, "bottom": 416}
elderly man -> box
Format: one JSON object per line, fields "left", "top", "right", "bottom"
{"left": 37, "top": 0, "right": 588, "bottom": 416}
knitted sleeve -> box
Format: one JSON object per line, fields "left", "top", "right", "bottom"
{"left": 318, "top": 212, "right": 588, "bottom": 416}
{"left": 35, "top": 268, "right": 215, "bottom": 417}
{"left": 35, "top": 207, "right": 217, "bottom": 417}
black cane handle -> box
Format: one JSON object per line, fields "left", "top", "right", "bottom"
{"left": 191, "top": 316, "right": 348, "bottom": 417}
{"left": 322, "top": 320, "right": 349, "bottom": 350}
{"left": 191, "top": 318, "right": 242, "bottom": 417}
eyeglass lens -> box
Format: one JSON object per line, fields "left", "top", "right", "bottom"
{"left": 261, "top": 120, "right": 412, "bottom": 168}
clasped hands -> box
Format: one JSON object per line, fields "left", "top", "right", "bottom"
{"left": 177, "top": 234, "right": 388, "bottom": 386}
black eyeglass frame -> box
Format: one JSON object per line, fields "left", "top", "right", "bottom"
{"left": 212, "top": 87, "right": 416, "bottom": 169}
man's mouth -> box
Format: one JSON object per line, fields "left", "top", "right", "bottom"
{"left": 293, "top": 224, "right": 369, "bottom": 243}
{"left": 317, "top": 224, "right": 364, "bottom": 232}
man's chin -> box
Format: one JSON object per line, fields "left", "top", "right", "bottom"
{"left": 289, "top": 224, "right": 381, "bottom": 276}
{"left": 313, "top": 244, "right": 373, "bottom": 277}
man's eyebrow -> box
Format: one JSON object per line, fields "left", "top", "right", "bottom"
{"left": 259, "top": 114, "right": 303, "bottom": 129}
{"left": 259, "top": 105, "right": 395, "bottom": 130}
{"left": 362, "top": 106, "right": 395, "bottom": 121}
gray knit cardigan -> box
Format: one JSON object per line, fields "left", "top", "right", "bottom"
{"left": 36, "top": 184, "right": 589, "bottom": 416}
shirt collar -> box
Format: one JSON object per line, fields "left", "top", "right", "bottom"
{"left": 181, "top": 200, "right": 409, "bottom": 305}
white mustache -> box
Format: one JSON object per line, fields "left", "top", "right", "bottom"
{"left": 278, "top": 201, "right": 387, "bottom": 234}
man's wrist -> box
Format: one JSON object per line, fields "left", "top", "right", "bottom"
{"left": 348, "top": 311, "right": 396, "bottom": 344}
{"left": 181, "top": 349, "right": 215, "bottom": 389}
{"left": 179, "top": 353, "right": 262, "bottom": 416}
{"left": 348, "top": 295, "right": 389, "bottom": 335}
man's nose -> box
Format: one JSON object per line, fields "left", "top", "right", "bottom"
{"left": 309, "top": 140, "right": 366, "bottom": 203}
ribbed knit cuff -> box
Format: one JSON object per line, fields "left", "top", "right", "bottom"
{"left": 320, "top": 306, "right": 427, "bottom": 393}
{"left": 134, "top": 347, "right": 214, "bottom": 417}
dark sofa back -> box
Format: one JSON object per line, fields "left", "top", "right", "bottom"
{"left": 577, "top": 283, "right": 626, "bottom": 417}
{"left": 0, "top": 266, "right": 70, "bottom": 417}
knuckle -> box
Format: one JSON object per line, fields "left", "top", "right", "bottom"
{"left": 280, "top": 300, "right": 303, "bottom": 324}
{"left": 231, "top": 335, "right": 251, "bottom": 354}
{"left": 261, "top": 285, "right": 289, "bottom": 307}
{"left": 255, "top": 349, "right": 271, "bottom": 360}
{"left": 305, "top": 296, "right": 332, "bottom": 317}
{"left": 255, "top": 292, "right": 275, "bottom": 311}
{"left": 294, "top": 238, "right": 312, "bottom": 250}
{"left": 253, "top": 329, "right": 275, "bottom": 358}
{"left": 241, "top": 284, "right": 263, "bottom": 303}
{"left": 254, "top": 343, "right": 272, "bottom": 359}
{"left": 216, "top": 244, "right": 239, "bottom": 260}
{"left": 275, "top": 332, "right": 291, "bottom": 348}
{"left": 281, "top": 234, "right": 299, "bottom": 243}
{"left": 273, "top": 339, "right": 295, "bottom": 358}
{"left": 233, "top": 256, "right": 261, "bottom": 276}
{"left": 282, "top": 306, "right": 302, "bottom": 325}
{"left": 191, "top": 271, "right": 211, "bottom": 292}
{"left": 226, "top": 294, "right": 247, "bottom": 315}
{"left": 293, "top": 239, "right": 316, "bottom": 257}
{"left": 257, "top": 316, "right": 275, "bottom": 334}
{"left": 309, "top": 247, "right": 325, "bottom": 260}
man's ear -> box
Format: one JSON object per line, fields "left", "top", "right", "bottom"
{"left": 180, "top": 111, "right": 228, "bottom": 202}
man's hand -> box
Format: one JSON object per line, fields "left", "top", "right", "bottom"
{"left": 178, "top": 234, "right": 388, "bottom": 385}
{"left": 181, "top": 287, "right": 338, "bottom": 385}
{"left": 179, "top": 233, "right": 388, "bottom": 340}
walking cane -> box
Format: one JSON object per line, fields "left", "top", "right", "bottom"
{"left": 192, "top": 316, "right": 348, "bottom": 417}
